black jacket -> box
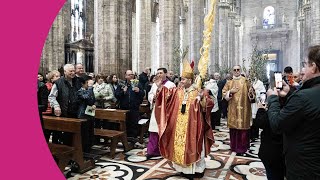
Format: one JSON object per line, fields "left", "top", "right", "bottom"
{"left": 115, "top": 80, "right": 145, "bottom": 111}
{"left": 255, "top": 109, "right": 283, "bottom": 164}
{"left": 217, "top": 79, "right": 226, "bottom": 101}
{"left": 37, "top": 80, "right": 48, "bottom": 112}
{"left": 37, "top": 80, "right": 49, "bottom": 129}
{"left": 267, "top": 76, "right": 320, "bottom": 179}
{"left": 139, "top": 72, "right": 148, "bottom": 90}
{"left": 55, "top": 77, "right": 79, "bottom": 118}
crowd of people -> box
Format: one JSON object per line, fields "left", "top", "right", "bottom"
{"left": 38, "top": 45, "right": 320, "bottom": 180}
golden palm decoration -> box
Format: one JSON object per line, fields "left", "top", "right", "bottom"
{"left": 195, "top": 0, "right": 217, "bottom": 89}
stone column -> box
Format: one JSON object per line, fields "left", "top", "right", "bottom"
{"left": 40, "top": 4, "right": 67, "bottom": 74}
{"left": 217, "top": 1, "right": 231, "bottom": 68}
{"left": 137, "top": 0, "right": 152, "bottom": 74}
{"left": 228, "top": 11, "right": 236, "bottom": 67}
{"left": 159, "top": 0, "right": 178, "bottom": 70}
{"left": 94, "top": 0, "right": 132, "bottom": 79}
{"left": 303, "top": 2, "right": 311, "bottom": 54}
{"left": 188, "top": 0, "right": 203, "bottom": 72}
{"left": 280, "top": 37, "right": 288, "bottom": 70}
{"left": 150, "top": 21, "right": 159, "bottom": 75}
{"left": 234, "top": 16, "right": 241, "bottom": 67}
{"left": 211, "top": 1, "right": 220, "bottom": 73}
{"left": 298, "top": 15, "right": 305, "bottom": 63}
{"left": 132, "top": 4, "right": 137, "bottom": 73}
{"left": 85, "top": 0, "right": 94, "bottom": 37}
{"left": 311, "top": 0, "right": 320, "bottom": 45}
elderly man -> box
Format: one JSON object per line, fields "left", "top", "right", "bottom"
{"left": 154, "top": 61, "right": 214, "bottom": 179}
{"left": 115, "top": 70, "right": 145, "bottom": 139}
{"left": 146, "top": 67, "right": 176, "bottom": 158}
{"left": 48, "top": 64, "right": 80, "bottom": 146}
{"left": 222, "top": 65, "right": 252, "bottom": 155}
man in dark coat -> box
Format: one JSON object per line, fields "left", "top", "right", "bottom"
{"left": 267, "top": 45, "right": 320, "bottom": 180}
{"left": 116, "top": 70, "right": 145, "bottom": 139}
{"left": 139, "top": 67, "right": 150, "bottom": 91}
{"left": 48, "top": 64, "right": 80, "bottom": 145}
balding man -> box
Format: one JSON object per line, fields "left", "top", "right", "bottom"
{"left": 75, "top": 63, "right": 86, "bottom": 90}
{"left": 75, "top": 63, "right": 85, "bottom": 77}
{"left": 115, "top": 70, "right": 145, "bottom": 139}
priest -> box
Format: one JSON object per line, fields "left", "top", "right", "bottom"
{"left": 154, "top": 61, "right": 214, "bottom": 179}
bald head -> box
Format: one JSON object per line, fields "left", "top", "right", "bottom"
{"left": 75, "top": 63, "right": 84, "bottom": 76}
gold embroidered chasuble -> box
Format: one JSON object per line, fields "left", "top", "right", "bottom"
{"left": 155, "top": 85, "right": 214, "bottom": 166}
{"left": 222, "top": 76, "right": 252, "bottom": 130}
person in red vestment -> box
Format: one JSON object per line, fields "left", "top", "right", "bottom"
{"left": 154, "top": 61, "right": 214, "bottom": 179}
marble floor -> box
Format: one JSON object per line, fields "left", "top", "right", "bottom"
{"left": 67, "top": 119, "right": 267, "bottom": 180}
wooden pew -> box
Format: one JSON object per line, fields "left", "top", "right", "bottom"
{"left": 43, "top": 115, "right": 94, "bottom": 173}
{"left": 94, "top": 109, "right": 130, "bottom": 158}
{"left": 48, "top": 144, "right": 75, "bottom": 172}
{"left": 139, "top": 104, "right": 151, "bottom": 144}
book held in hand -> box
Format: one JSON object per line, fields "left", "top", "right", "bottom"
{"left": 85, "top": 105, "right": 95, "bottom": 116}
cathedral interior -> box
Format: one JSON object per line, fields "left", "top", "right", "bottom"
{"left": 40, "top": 0, "right": 320, "bottom": 79}
{"left": 40, "top": 0, "right": 320, "bottom": 179}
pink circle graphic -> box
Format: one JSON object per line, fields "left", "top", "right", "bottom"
{"left": 0, "top": 0, "right": 66, "bottom": 179}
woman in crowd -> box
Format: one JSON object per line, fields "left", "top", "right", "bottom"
{"left": 43, "top": 70, "right": 61, "bottom": 115}
{"left": 42, "top": 70, "right": 61, "bottom": 142}
{"left": 108, "top": 74, "right": 119, "bottom": 104}
{"left": 93, "top": 74, "right": 114, "bottom": 109}
{"left": 38, "top": 73, "right": 46, "bottom": 83}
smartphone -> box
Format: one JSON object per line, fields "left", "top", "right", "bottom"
{"left": 274, "top": 72, "right": 283, "bottom": 89}
{"left": 269, "top": 71, "right": 275, "bottom": 89}
{"left": 260, "top": 92, "right": 266, "bottom": 105}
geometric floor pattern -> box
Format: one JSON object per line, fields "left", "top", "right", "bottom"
{"left": 68, "top": 119, "right": 267, "bottom": 180}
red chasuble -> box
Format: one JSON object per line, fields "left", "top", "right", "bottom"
{"left": 155, "top": 86, "right": 214, "bottom": 166}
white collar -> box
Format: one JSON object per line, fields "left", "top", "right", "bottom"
{"left": 233, "top": 76, "right": 241, "bottom": 80}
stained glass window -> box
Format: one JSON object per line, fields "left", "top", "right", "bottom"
{"left": 71, "top": 0, "right": 85, "bottom": 41}
{"left": 263, "top": 6, "right": 275, "bottom": 29}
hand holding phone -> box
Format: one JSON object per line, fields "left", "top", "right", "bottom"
{"left": 260, "top": 92, "right": 266, "bottom": 105}
{"left": 274, "top": 72, "right": 283, "bottom": 90}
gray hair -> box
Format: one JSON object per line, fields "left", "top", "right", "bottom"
{"left": 64, "top": 64, "right": 75, "bottom": 71}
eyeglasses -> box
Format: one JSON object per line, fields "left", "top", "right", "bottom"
{"left": 233, "top": 69, "right": 240, "bottom": 72}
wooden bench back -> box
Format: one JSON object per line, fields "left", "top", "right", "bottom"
{"left": 95, "top": 109, "right": 128, "bottom": 122}
{"left": 43, "top": 115, "right": 86, "bottom": 133}
{"left": 139, "top": 104, "right": 151, "bottom": 118}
